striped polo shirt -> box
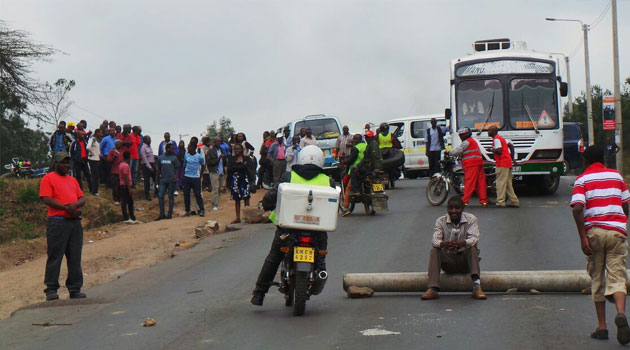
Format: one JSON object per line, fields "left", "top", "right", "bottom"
{"left": 570, "top": 162, "right": 630, "bottom": 235}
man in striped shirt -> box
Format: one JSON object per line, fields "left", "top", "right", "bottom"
{"left": 571, "top": 145, "right": 630, "bottom": 344}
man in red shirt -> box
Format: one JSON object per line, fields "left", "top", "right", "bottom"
{"left": 571, "top": 145, "right": 630, "bottom": 344}
{"left": 39, "top": 152, "right": 87, "bottom": 301}
{"left": 107, "top": 139, "right": 123, "bottom": 203}
{"left": 130, "top": 126, "right": 142, "bottom": 187}
{"left": 119, "top": 151, "right": 137, "bottom": 223}
{"left": 488, "top": 126, "right": 519, "bottom": 207}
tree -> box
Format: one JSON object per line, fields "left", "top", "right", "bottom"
{"left": 31, "top": 78, "right": 75, "bottom": 129}
{"left": 205, "top": 116, "right": 235, "bottom": 140}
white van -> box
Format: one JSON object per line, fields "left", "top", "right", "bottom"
{"left": 386, "top": 114, "right": 449, "bottom": 178}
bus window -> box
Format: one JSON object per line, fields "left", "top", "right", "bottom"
{"left": 509, "top": 78, "right": 558, "bottom": 130}
{"left": 411, "top": 121, "right": 431, "bottom": 138}
{"left": 295, "top": 119, "right": 340, "bottom": 140}
{"left": 456, "top": 79, "right": 504, "bottom": 131}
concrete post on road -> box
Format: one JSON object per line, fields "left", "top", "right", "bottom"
{"left": 612, "top": 0, "right": 624, "bottom": 174}
{"left": 582, "top": 23, "right": 594, "bottom": 146}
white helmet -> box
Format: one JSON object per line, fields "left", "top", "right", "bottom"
{"left": 297, "top": 145, "right": 325, "bottom": 168}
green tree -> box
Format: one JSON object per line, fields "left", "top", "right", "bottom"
{"left": 0, "top": 114, "right": 50, "bottom": 171}
{"left": 205, "top": 116, "right": 235, "bottom": 140}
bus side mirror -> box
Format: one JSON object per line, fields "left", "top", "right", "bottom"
{"left": 560, "top": 82, "right": 568, "bottom": 97}
{"left": 444, "top": 108, "right": 452, "bottom": 120}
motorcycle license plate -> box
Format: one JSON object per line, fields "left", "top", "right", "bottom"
{"left": 372, "top": 183, "right": 384, "bottom": 192}
{"left": 294, "top": 247, "right": 315, "bottom": 263}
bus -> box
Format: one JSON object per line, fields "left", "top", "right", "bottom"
{"left": 446, "top": 39, "right": 569, "bottom": 194}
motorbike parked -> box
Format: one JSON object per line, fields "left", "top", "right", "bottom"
{"left": 343, "top": 171, "right": 388, "bottom": 215}
{"left": 276, "top": 231, "right": 328, "bottom": 316}
{"left": 426, "top": 153, "right": 496, "bottom": 206}
{"left": 1, "top": 158, "right": 47, "bottom": 178}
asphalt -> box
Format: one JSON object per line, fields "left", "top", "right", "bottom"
{"left": 0, "top": 176, "right": 626, "bottom": 350}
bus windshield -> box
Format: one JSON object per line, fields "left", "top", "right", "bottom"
{"left": 295, "top": 119, "right": 340, "bottom": 140}
{"left": 509, "top": 78, "right": 558, "bottom": 130}
{"left": 456, "top": 79, "right": 504, "bottom": 131}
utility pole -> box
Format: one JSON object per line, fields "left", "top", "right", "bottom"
{"left": 612, "top": 0, "right": 624, "bottom": 174}
{"left": 566, "top": 56, "right": 573, "bottom": 114}
{"left": 582, "top": 23, "right": 594, "bottom": 146}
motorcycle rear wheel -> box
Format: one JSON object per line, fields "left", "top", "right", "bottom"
{"left": 426, "top": 177, "right": 448, "bottom": 206}
{"left": 0, "top": 173, "right": 12, "bottom": 178}
{"left": 292, "top": 271, "right": 308, "bottom": 316}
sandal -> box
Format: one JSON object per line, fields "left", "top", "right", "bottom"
{"left": 590, "top": 328, "right": 608, "bottom": 340}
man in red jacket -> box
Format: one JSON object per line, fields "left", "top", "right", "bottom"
{"left": 448, "top": 128, "right": 487, "bottom": 207}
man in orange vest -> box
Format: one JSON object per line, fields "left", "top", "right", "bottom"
{"left": 449, "top": 128, "right": 488, "bottom": 207}
{"left": 488, "top": 126, "right": 519, "bottom": 208}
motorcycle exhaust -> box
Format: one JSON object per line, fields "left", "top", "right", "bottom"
{"left": 310, "top": 270, "right": 328, "bottom": 296}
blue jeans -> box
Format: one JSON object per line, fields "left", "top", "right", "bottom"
{"left": 183, "top": 176, "right": 204, "bottom": 213}
{"left": 130, "top": 159, "right": 139, "bottom": 186}
{"left": 158, "top": 180, "right": 176, "bottom": 217}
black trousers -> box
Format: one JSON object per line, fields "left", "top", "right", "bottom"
{"left": 254, "top": 228, "right": 328, "bottom": 294}
{"left": 142, "top": 163, "right": 156, "bottom": 197}
{"left": 44, "top": 218, "right": 83, "bottom": 295}
{"left": 183, "top": 176, "right": 204, "bottom": 212}
{"left": 120, "top": 185, "right": 136, "bottom": 220}
{"left": 88, "top": 160, "right": 101, "bottom": 195}
{"left": 350, "top": 165, "right": 370, "bottom": 192}
{"left": 110, "top": 173, "right": 120, "bottom": 202}
{"left": 427, "top": 150, "right": 441, "bottom": 176}
{"left": 101, "top": 159, "right": 111, "bottom": 187}
{"left": 73, "top": 159, "right": 92, "bottom": 191}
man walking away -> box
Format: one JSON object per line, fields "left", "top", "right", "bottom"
{"left": 69, "top": 130, "right": 92, "bottom": 191}
{"left": 107, "top": 139, "right": 123, "bottom": 203}
{"left": 488, "top": 126, "right": 519, "bottom": 208}
{"left": 87, "top": 129, "right": 102, "bottom": 196}
{"left": 140, "top": 135, "right": 156, "bottom": 201}
{"left": 39, "top": 152, "right": 87, "bottom": 301}
{"left": 155, "top": 143, "right": 180, "bottom": 220}
{"left": 571, "top": 145, "right": 630, "bottom": 344}
{"left": 206, "top": 137, "right": 225, "bottom": 211}
{"left": 119, "top": 151, "right": 137, "bottom": 223}
{"left": 421, "top": 196, "right": 486, "bottom": 300}
{"left": 426, "top": 118, "right": 445, "bottom": 176}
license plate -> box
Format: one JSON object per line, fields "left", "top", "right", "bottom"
{"left": 294, "top": 247, "right": 315, "bottom": 263}
{"left": 513, "top": 165, "right": 521, "bottom": 172}
{"left": 372, "top": 183, "right": 384, "bottom": 192}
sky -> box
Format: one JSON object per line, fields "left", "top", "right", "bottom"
{"left": 1, "top": 0, "right": 628, "bottom": 150}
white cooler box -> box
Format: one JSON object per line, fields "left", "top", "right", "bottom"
{"left": 276, "top": 183, "right": 340, "bottom": 232}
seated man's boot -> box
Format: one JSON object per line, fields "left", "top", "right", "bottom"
{"left": 472, "top": 287, "right": 487, "bottom": 300}
{"left": 421, "top": 288, "right": 439, "bottom": 300}
{"left": 251, "top": 292, "right": 265, "bottom": 306}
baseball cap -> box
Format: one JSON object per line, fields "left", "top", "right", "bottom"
{"left": 53, "top": 152, "right": 71, "bottom": 162}
{"left": 365, "top": 130, "right": 375, "bottom": 137}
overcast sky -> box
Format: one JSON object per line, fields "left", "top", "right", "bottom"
{"left": 1, "top": 0, "right": 628, "bottom": 149}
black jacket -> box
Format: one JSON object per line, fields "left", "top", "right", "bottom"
{"left": 262, "top": 164, "right": 335, "bottom": 211}
{"left": 69, "top": 140, "right": 88, "bottom": 162}
{"left": 425, "top": 126, "right": 445, "bottom": 152}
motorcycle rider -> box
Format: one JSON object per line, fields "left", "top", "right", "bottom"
{"left": 376, "top": 122, "right": 401, "bottom": 150}
{"left": 348, "top": 130, "right": 382, "bottom": 196}
{"left": 449, "top": 128, "right": 488, "bottom": 207}
{"left": 251, "top": 145, "right": 335, "bottom": 306}
{"left": 341, "top": 134, "right": 366, "bottom": 211}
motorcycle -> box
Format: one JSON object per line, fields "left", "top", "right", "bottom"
{"left": 381, "top": 148, "right": 404, "bottom": 189}
{"left": 1, "top": 158, "right": 48, "bottom": 178}
{"left": 426, "top": 152, "right": 496, "bottom": 206}
{"left": 276, "top": 231, "right": 328, "bottom": 316}
{"left": 343, "top": 171, "right": 388, "bottom": 215}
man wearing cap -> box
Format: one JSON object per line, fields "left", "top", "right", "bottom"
{"left": 39, "top": 152, "right": 87, "bottom": 301}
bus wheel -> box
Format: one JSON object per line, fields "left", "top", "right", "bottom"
{"left": 537, "top": 174, "right": 560, "bottom": 195}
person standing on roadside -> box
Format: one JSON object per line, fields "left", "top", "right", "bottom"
{"left": 267, "top": 136, "right": 287, "bottom": 186}
{"left": 226, "top": 143, "right": 254, "bottom": 224}
{"left": 140, "top": 135, "right": 156, "bottom": 201}
{"left": 183, "top": 141, "right": 206, "bottom": 217}
{"left": 39, "top": 152, "right": 87, "bottom": 301}
{"left": 571, "top": 145, "right": 630, "bottom": 344}
{"left": 206, "top": 137, "right": 225, "bottom": 211}
{"left": 285, "top": 135, "right": 301, "bottom": 171}
{"left": 87, "top": 129, "right": 102, "bottom": 196}
{"left": 336, "top": 125, "right": 353, "bottom": 169}
{"left": 158, "top": 132, "right": 178, "bottom": 156}
{"left": 155, "top": 143, "right": 180, "bottom": 220}
{"left": 107, "top": 139, "right": 123, "bottom": 204}
{"left": 49, "top": 121, "right": 72, "bottom": 157}
{"left": 426, "top": 118, "right": 446, "bottom": 176}
{"left": 300, "top": 128, "right": 317, "bottom": 148}
{"left": 129, "top": 126, "right": 142, "bottom": 187}
{"left": 488, "top": 126, "right": 519, "bottom": 208}
{"left": 100, "top": 127, "right": 117, "bottom": 188}
{"left": 118, "top": 151, "right": 137, "bottom": 223}
{"left": 69, "top": 130, "right": 92, "bottom": 191}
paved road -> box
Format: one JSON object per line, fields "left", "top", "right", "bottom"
{"left": 0, "top": 177, "right": 623, "bottom": 349}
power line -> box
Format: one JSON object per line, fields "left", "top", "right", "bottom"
{"left": 569, "top": 38, "right": 584, "bottom": 58}
{"left": 591, "top": 0, "right": 612, "bottom": 29}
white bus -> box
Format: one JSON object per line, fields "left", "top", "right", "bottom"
{"left": 446, "top": 39, "right": 569, "bottom": 194}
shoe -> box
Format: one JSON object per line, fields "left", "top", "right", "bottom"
{"left": 251, "top": 292, "right": 264, "bottom": 306}
{"left": 341, "top": 209, "right": 352, "bottom": 217}
{"left": 472, "top": 287, "right": 487, "bottom": 300}
{"left": 123, "top": 219, "right": 135, "bottom": 224}
{"left": 92, "top": 193, "right": 99, "bottom": 196}
{"left": 166, "top": 214, "right": 173, "bottom": 219}
{"left": 420, "top": 289, "right": 439, "bottom": 300}
{"left": 69, "top": 291, "right": 87, "bottom": 299}
{"left": 464, "top": 202, "right": 469, "bottom": 207}
{"left": 155, "top": 215, "right": 165, "bottom": 221}
{"left": 615, "top": 313, "right": 630, "bottom": 345}
{"left": 212, "top": 206, "right": 219, "bottom": 211}
{"left": 590, "top": 328, "right": 608, "bottom": 340}
{"left": 481, "top": 203, "right": 488, "bottom": 208}
{"left": 199, "top": 210, "right": 205, "bottom": 217}
{"left": 191, "top": 211, "right": 197, "bottom": 216}
{"left": 174, "top": 191, "right": 179, "bottom": 196}
{"left": 509, "top": 204, "right": 520, "bottom": 208}
{"left": 183, "top": 212, "right": 190, "bottom": 217}
{"left": 114, "top": 201, "right": 120, "bottom": 205}
{"left": 131, "top": 219, "right": 140, "bottom": 224}
{"left": 46, "top": 293, "right": 59, "bottom": 301}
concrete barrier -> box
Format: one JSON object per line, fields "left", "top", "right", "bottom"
{"left": 342, "top": 270, "right": 630, "bottom": 293}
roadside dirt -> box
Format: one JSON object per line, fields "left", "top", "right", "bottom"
{"left": 0, "top": 188, "right": 267, "bottom": 320}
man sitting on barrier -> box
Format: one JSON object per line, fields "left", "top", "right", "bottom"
{"left": 421, "top": 195, "right": 486, "bottom": 300}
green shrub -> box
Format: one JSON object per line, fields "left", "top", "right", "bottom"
{"left": 17, "top": 185, "right": 39, "bottom": 204}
